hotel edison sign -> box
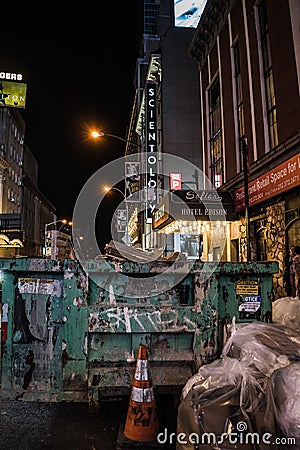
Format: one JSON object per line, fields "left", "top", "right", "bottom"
{"left": 153, "top": 190, "right": 236, "bottom": 230}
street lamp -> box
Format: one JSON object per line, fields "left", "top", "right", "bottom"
{"left": 103, "top": 185, "right": 125, "bottom": 197}
{"left": 44, "top": 219, "right": 72, "bottom": 259}
{"left": 91, "top": 130, "right": 140, "bottom": 149}
{"left": 92, "top": 130, "right": 140, "bottom": 246}
{"left": 240, "top": 136, "right": 251, "bottom": 262}
{"left": 103, "top": 186, "right": 130, "bottom": 244}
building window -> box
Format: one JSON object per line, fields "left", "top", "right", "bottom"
{"left": 231, "top": 238, "right": 240, "bottom": 262}
{"left": 256, "top": 229, "right": 267, "bottom": 261}
{"left": 258, "top": 0, "right": 278, "bottom": 149}
{"left": 144, "top": 0, "right": 160, "bottom": 36}
{"left": 233, "top": 42, "right": 245, "bottom": 140}
{"left": 209, "top": 76, "right": 223, "bottom": 188}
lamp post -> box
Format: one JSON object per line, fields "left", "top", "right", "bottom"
{"left": 92, "top": 130, "right": 141, "bottom": 246}
{"left": 91, "top": 130, "right": 140, "bottom": 149}
{"left": 103, "top": 186, "right": 131, "bottom": 244}
{"left": 44, "top": 219, "right": 72, "bottom": 259}
{"left": 240, "top": 136, "right": 251, "bottom": 262}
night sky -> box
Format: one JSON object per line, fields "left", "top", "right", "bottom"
{"left": 1, "top": 3, "right": 143, "bottom": 250}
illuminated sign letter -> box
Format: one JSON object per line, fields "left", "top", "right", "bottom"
{"left": 145, "top": 82, "right": 158, "bottom": 220}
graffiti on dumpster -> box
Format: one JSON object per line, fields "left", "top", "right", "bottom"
{"left": 89, "top": 307, "right": 197, "bottom": 333}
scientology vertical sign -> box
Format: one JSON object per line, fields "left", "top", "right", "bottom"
{"left": 145, "top": 82, "right": 158, "bottom": 221}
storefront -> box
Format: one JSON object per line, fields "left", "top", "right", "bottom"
{"left": 152, "top": 152, "right": 300, "bottom": 298}
{"left": 152, "top": 190, "right": 236, "bottom": 261}
{"left": 234, "top": 152, "right": 300, "bottom": 298}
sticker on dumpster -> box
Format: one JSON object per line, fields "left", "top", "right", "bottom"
{"left": 239, "top": 296, "right": 261, "bottom": 312}
{"left": 236, "top": 280, "right": 259, "bottom": 295}
{"left": 18, "top": 278, "right": 56, "bottom": 294}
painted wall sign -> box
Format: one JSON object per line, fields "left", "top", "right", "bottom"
{"left": 145, "top": 82, "right": 158, "bottom": 221}
{"left": 0, "top": 80, "right": 27, "bottom": 108}
{"left": 235, "top": 153, "right": 300, "bottom": 212}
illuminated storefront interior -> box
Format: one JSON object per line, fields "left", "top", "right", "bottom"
{"left": 152, "top": 190, "right": 237, "bottom": 261}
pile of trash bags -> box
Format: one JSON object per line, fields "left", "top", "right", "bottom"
{"left": 177, "top": 318, "right": 300, "bottom": 449}
{"left": 272, "top": 295, "right": 300, "bottom": 333}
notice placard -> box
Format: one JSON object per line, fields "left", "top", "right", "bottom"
{"left": 239, "top": 295, "right": 261, "bottom": 313}
{"left": 236, "top": 280, "right": 259, "bottom": 296}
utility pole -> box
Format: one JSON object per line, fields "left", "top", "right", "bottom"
{"left": 241, "top": 136, "right": 251, "bottom": 262}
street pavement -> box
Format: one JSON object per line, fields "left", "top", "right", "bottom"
{"left": 0, "top": 394, "right": 178, "bottom": 450}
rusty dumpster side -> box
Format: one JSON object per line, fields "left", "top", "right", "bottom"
{"left": 0, "top": 258, "right": 278, "bottom": 409}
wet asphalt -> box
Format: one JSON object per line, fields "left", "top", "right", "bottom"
{"left": 0, "top": 394, "right": 178, "bottom": 450}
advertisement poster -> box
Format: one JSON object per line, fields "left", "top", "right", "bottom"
{"left": 116, "top": 209, "right": 126, "bottom": 232}
{"left": 0, "top": 80, "right": 27, "bottom": 108}
{"left": 125, "top": 161, "right": 141, "bottom": 201}
{"left": 174, "top": 0, "right": 207, "bottom": 28}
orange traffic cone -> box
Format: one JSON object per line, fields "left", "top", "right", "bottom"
{"left": 124, "top": 344, "right": 159, "bottom": 442}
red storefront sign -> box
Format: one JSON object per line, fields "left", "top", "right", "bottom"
{"left": 235, "top": 153, "right": 300, "bottom": 212}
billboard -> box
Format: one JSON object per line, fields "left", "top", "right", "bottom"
{"left": 174, "top": 0, "right": 207, "bottom": 28}
{"left": 0, "top": 80, "right": 27, "bottom": 108}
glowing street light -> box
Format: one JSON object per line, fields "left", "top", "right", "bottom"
{"left": 91, "top": 130, "right": 140, "bottom": 148}
{"left": 45, "top": 219, "right": 72, "bottom": 235}
{"left": 91, "top": 129, "right": 140, "bottom": 246}
{"left": 103, "top": 185, "right": 125, "bottom": 198}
